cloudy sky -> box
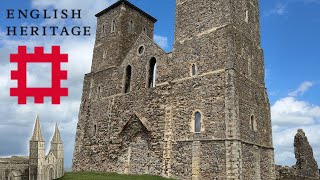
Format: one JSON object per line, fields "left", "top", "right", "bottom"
{"left": 0, "top": 0, "right": 319, "bottom": 169}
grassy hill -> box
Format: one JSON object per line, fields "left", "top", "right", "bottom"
{"left": 57, "top": 172, "right": 176, "bottom": 180}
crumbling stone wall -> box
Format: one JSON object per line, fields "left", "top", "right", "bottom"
{"left": 276, "top": 129, "right": 320, "bottom": 180}
{"left": 294, "top": 129, "right": 319, "bottom": 178}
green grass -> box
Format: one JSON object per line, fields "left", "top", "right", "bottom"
{"left": 57, "top": 172, "right": 176, "bottom": 180}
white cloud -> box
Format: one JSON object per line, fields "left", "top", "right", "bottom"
{"left": 272, "top": 81, "right": 320, "bottom": 126}
{"left": 289, "top": 81, "right": 314, "bottom": 97}
{"left": 274, "top": 149, "right": 296, "bottom": 166}
{"left": 271, "top": 97, "right": 320, "bottom": 126}
{"left": 154, "top": 34, "right": 169, "bottom": 50}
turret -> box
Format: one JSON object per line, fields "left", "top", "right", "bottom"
{"left": 29, "top": 115, "right": 45, "bottom": 180}
{"left": 50, "top": 123, "right": 64, "bottom": 178}
{"left": 91, "top": 0, "right": 157, "bottom": 72}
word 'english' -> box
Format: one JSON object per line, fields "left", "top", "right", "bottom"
{"left": 7, "top": 9, "right": 82, "bottom": 19}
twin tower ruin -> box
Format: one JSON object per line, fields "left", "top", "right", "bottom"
{"left": 73, "top": 0, "right": 275, "bottom": 179}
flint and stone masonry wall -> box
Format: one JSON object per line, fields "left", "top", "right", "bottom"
{"left": 73, "top": 0, "right": 276, "bottom": 179}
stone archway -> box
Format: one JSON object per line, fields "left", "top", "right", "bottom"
{"left": 49, "top": 168, "right": 54, "bottom": 180}
{"left": 119, "top": 113, "right": 153, "bottom": 175}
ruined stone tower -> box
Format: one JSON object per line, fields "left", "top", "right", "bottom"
{"left": 73, "top": 0, "right": 275, "bottom": 179}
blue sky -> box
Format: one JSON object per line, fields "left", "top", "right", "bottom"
{"left": 0, "top": 0, "right": 319, "bottom": 169}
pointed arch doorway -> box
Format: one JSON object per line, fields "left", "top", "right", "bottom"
{"left": 49, "top": 168, "right": 54, "bottom": 180}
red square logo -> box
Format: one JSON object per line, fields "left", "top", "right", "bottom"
{"left": 10, "top": 46, "right": 68, "bottom": 104}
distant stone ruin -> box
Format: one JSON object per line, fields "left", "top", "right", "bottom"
{"left": 276, "top": 129, "right": 319, "bottom": 180}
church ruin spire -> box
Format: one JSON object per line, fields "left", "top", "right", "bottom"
{"left": 30, "top": 115, "right": 44, "bottom": 142}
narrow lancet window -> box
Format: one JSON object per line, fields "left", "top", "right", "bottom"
{"left": 111, "top": 20, "right": 116, "bottom": 32}
{"left": 195, "top": 111, "right": 201, "bottom": 133}
{"left": 94, "top": 125, "right": 97, "bottom": 135}
{"left": 103, "top": 50, "right": 107, "bottom": 59}
{"left": 124, "top": 65, "right": 132, "bottom": 93}
{"left": 129, "top": 20, "right": 134, "bottom": 32}
{"left": 102, "top": 25, "right": 106, "bottom": 33}
{"left": 148, "top": 58, "right": 157, "bottom": 88}
{"left": 250, "top": 115, "right": 257, "bottom": 131}
{"left": 248, "top": 57, "right": 252, "bottom": 77}
{"left": 245, "top": 10, "right": 249, "bottom": 23}
{"left": 191, "top": 64, "right": 196, "bottom": 77}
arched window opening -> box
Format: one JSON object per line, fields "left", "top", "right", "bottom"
{"left": 194, "top": 111, "right": 202, "bottom": 133}
{"left": 143, "top": 27, "right": 147, "bottom": 34}
{"left": 148, "top": 58, "right": 157, "bottom": 88}
{"left": 98, "top": 86, "right": 102, "bottom": 97}
{"left": 248, "top": 57, "right": 252, "bottom": 77}
{"left": 103, "top": 50, "right": 107, "bottom": 59}
{"left": 129, "top": 20, "right": 134, "bottom": 32}
{"left": 94, "top": 125, "right": 97, "bottom": 135}
{"left": 111, "top": 20, "right": 116, "bottom": 32}
{"left": 245, "top": 10, "right": 249, "bottom": 23}
{"left": 191, "top": 64, "right": 196, "bottom": 77}
{"left": 250, "top": 115, "right": 257, "bottom": 131}
{"left": 102, "top": 25, "right": 106, "bottom": 33}
{"left": 124, "top": 65, "right": 132, "bottom": 93}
